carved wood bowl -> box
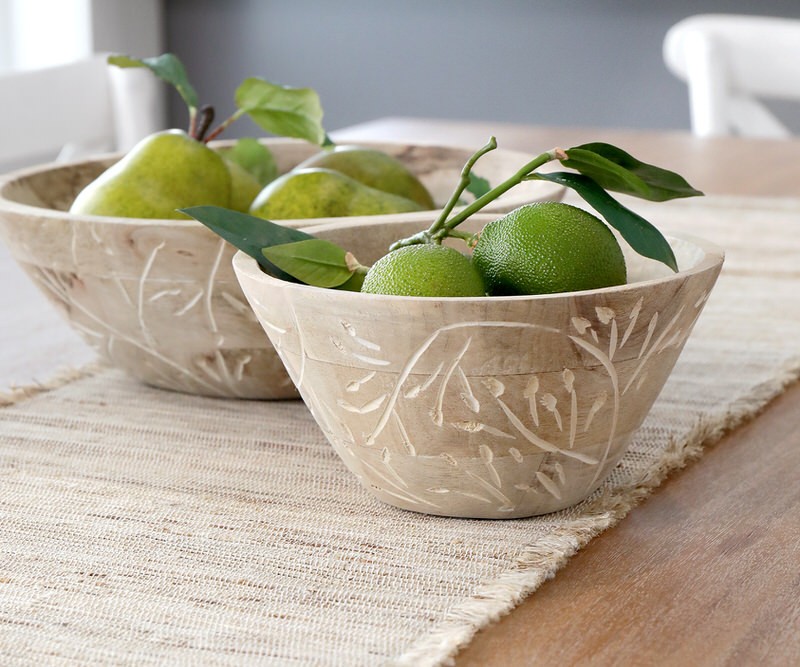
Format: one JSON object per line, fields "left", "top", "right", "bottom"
{"left": 0, "top": 140, "right": 563, "bottom": 399}
{"left": 233, "top": 214, "right": 724, "bottom": 517}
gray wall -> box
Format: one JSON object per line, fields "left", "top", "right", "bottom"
{"left": 164, "top": 1, "right": 800, "bottom": 138}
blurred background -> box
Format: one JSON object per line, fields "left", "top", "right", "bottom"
{"left": 2, "top": 0, "right": 800, "bottom": 141}
{"left": 1, "top": 0, "right": 799, "bottom": 383}
{"left": 163, "top": 0, "right": 800, "bottom": 136}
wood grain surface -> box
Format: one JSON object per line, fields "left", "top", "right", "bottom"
{"left": 455, "top": 380, "right": 800, "bottom": 667}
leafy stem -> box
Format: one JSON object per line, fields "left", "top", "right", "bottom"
{"left": 390, "top": 143, "right": 563, "bottom": 250}
{"left": 426, "top": 136, "right": 498, "bottom": 240}
{"left": 186, "top": 135, "right": 704, "bottom": 290}
{"left": 437, "top": 147, "right": 565, "bottom": 236}
{"left": 391, "top": 138, "right": 702, "bottom": 272}
{"left": 442, "top": 229, "right": 480, "bottom": 246}
{"left": 107, "top": 53, "right": 329, "bottom": 147}
{"left": 202, "top": 109, "right": 245, "bottom": 143}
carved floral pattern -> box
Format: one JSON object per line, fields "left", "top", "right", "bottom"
{"left": 250, "top": 281, "right": 714, "bottom": 517}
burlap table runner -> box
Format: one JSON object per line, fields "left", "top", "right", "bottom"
{"left": 2, "top": 195, "right": 799, "bottom": 665}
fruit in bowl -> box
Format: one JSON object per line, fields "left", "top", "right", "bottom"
{"left": 0, "top": 53, "right": 334, "bottom": 400}
{"left": 249, "top": 167, "right": 428, "bottom": 220}
{"left": 0, "top": 54, "right": 562, "bottom": 399}
{"left": 69, "top": 129, "right": 234, "bottom": 219}
{"left": 233, "top": 214, "right": 722, "bottom": 518}
{"left": 64, "top": 54, "right": 561, "bottom": 226}
{"left": 248, "top": 144, "right": 437, "bottom": 219}
{"left": 198, "top": 139, "right": 724, "bottom": 517}
{"left": 0, "top": 138, "right": 564, "bottom": 399}
{"left": 295, "top": 144, "right": 437, "bottom": 208}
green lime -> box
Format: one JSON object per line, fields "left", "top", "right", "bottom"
{"left": 472, "top": 202, "right": 627, "bottom": 295}
{"left": 361, "top": 244, "right": 486, "bottom": 297}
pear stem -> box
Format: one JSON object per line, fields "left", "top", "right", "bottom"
{"left": 204, "top": 109, "right": 246, "bottom": 143}
{"left": 194, "top": 105, "right": 215, "bottom": 142}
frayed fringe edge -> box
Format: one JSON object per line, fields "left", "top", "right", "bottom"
{"left": 0, "top": 362, "right": 105, "bottom": 407}
{"left": 396, "top": 358, "right": 800, "bottom": 667}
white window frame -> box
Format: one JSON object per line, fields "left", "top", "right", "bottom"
{"left": 0, "top": 0, "right": 163, "bottom": 73}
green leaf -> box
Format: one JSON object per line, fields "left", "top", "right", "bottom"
{"left": 561, "top": 143, "right": 704, "bottom": 202}
{"left": 262, "top": 239, "right": 355, "bottom": 288}
{"left": 235, "top": 77, "right": 327, "bottom": 145}
{"left": 465, "top": 173, "right": 491, "bottom": 200}
{"left": 180, "top": 205, "right": 314, "bottom": 280}
{"left": 216, "top": 138, "right": 278, "bottom": 186}
{"left": 533, "top": 172, "right": 679, "bottom": 272}
{"left": 108, "top": 53, "right": 198, "bottom": 112}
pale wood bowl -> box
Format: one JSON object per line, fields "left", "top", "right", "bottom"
{"left": 0, "top": 140, "right": 562, "bottom": 399}
{"left": 234, "top": 215, "right": 724, "bottom": 517}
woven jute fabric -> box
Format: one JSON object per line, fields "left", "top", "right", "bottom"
{"left": 1, "top": 196, "right": 799, "bottom": 666}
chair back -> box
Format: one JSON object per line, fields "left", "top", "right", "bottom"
{"left": 0, "top": 54, "right": 164, "bottom": 172}
{"left": 663, "top": 14, "right": 800, "bottom": 137}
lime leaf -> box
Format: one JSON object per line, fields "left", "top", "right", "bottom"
{"left": 262, "top": 239, "right": 355, "bottom": 288}
{"left": 235, "top": 77, "right": 327, "bottom": 145}
{"left": 561, "top": 143, "right": 704, "bottom": 202}
{"left": 217, "top": 138, "right": 278, "bottom": 186}
{"left": 180, "top": 205, "right": 314, "bottom": 280}
{"left": 533, "top": 172, "right": 678, "bottom": 272}
{"left": 108, "top": 53, "right": 198, "bottom": 112}
{"left": 466, "top": 173, "right": 491, "bottom": 200}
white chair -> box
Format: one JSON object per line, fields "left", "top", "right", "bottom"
{"left": 0, "top": 54, "right": 165, "bottom": 172}
{"left": 663, "top": 14, "right": 800, "bottom": 138}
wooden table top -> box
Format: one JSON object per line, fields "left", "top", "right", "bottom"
{"left": 334, "top": 118, "right": 800, "bottom": 666}
{"left": 333, "top": 116, "right": 800, "bottom": 199}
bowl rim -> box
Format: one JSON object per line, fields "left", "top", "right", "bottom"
{"left": 0, "top": 137, "right": 564, "bottom": 227}
{"left": 232, "top": 229, "right": 725, "bottom": 303}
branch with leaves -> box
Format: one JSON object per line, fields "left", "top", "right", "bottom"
{"left": 390, "top": 139, "right": 702, "bottom": 272}
{"left": 185, "top": 136, "right": 703, "bottom": 288}
{"left": 108, "top": 53, "right": 331, "bottom": 147}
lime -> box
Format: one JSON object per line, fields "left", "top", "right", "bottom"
{"left": 472, "top": 202, "right": 627, "bottom": 295}
{"left": 361, "top": 244, "right": 486, "bottom": 297}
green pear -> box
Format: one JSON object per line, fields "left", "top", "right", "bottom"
{"left": 224, "top": 159, "right": 263, "bottom": 212}
{"left": 215, "top": 138, "right": 278, "bottom": 212}
{"left": 249, "top": 168, "right": 425, "bottom": 220}
{"left": 296, "top": 145, "right": 435, "bottom": 209}
{"left": 70, "top": 129, "right": 231, "bottom": 219}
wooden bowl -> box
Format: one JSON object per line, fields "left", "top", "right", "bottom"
{"left": 233, "top": 214, "right": 724, "bottom": 517}
{"left": 0, "top": 140, "right": 562, "bottom": 399}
